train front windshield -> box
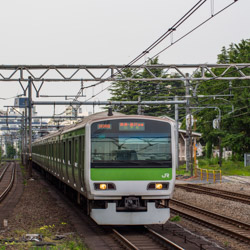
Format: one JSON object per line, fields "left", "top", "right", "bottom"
{"left": 91, "top": 119, "right": 172, "bottom": 168}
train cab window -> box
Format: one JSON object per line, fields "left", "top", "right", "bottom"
{"left": 91, "top": 119, "right": 172, "bottom": 168}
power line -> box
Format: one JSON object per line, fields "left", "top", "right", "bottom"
{"left": 126, "top": 0, "right": 207, "bottom": 66}
{"left": 83, "top": 0, "right": 240, "bottom": 101}
{"left": 149, "top": 0, "right": 239, "bottom": 61}
{"left": 74, "top": 0, "right": 209, "bottom": 98}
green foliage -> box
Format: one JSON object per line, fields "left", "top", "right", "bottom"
{"left": 176, "top": 164, "right": 191, "bottom": 176}
{"left": 177, "top": 158, "right": 250, "bottom": 176}
{"left": 170, "top": 215, "right": 181, "bottom": 222}
{"left": 109, "top": 40, "right": 250, "bottom": 159}
{"left": 196, "top": 39, "right": 250, "bottom": 158}
{"left": 109, "top": 57, "right": 185, "bottom": 118}
{"left": 6, "top": 144, "right": 16, "bottom": 159}
{"left": 197, "top": 158, "right": 250, "bottom": 176}
{"left": 205, "top": 141, "right": 213, "bottom": 159}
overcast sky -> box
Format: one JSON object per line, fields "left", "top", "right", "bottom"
{"left": 0, "top": 0, "right": 249, "bottom": 116}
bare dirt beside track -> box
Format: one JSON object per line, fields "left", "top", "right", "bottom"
{"left": 0, "top": 165, "right": 82, "bottom": 249}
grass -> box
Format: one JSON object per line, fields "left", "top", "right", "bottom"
{"left": 177, "top": 158, "right": 250, "bottom": 176}
{"left": 1, "top": 225, "right": 87, "bottom": 250}
{"left": 170, "top": 215, "right": 181, "bottom": 222}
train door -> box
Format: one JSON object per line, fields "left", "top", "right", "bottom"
{"left": 67, "top": 139, "right": 74, "bottom": 185}
{"left": 73, "top": 137, "right": 78, "bottom": 188}
{"left": 55, "top": 141, "right": 58, "bottom": 176}
{"left": 78, "top": 135, "right": 85, "bottom": 191}
{"left": 62, "top": 140, "right": 67, "bottom": 181}
{"left": 59, "top": 140, "right": 63, "bottom": 178}
{"left": 49, "top": 143, "right": 51, "bottom": 169}
{"left": 46, "top": 142, "right": 49, "bottom": 167}
{"left": 52, "top": 142, "right": 55, "bottom": 173}
{"left": 65, "top": 139, "right": 70, "bottom": 184}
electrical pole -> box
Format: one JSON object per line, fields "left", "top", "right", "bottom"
{"left": 21, "top": 111, "right": 24, "bottom": 165}
{"left": 24, "top": 99, "right": 28, "bottom": 167}
{"left": 28, "top": 76, "right": 33, "bottom": 178}
{"left": 218, "top": 108, "right": 222, "bottom": 167}
{"left": 175, "top": 96, "right": 179, "bottom": 170}
{"left": 185, "top": 74, "right": 192, "bottom": 173}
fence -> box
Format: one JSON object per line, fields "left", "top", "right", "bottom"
{"left": 195, "top": 167, "right": 222, "bottom": 183}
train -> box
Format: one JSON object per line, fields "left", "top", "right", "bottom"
{"left": 32, "top": 111, "right": 177, "bottom": 225}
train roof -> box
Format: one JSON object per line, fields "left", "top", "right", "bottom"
{"left": 33, "top": 111, "right": 176, "bottom": 143}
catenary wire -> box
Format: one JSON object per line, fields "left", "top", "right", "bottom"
{"left": 83, "top": 0, "right": 240, "bottom": 101}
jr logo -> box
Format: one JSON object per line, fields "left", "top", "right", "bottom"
{"left": 161, "top": 173, "right": 170, "bottom": 178}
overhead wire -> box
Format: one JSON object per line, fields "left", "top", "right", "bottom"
{"left": 83, "top": 0, "right": 240, "bottom": 102}
{"left": 74, "top": 0, "right": 209, "bottom": 98}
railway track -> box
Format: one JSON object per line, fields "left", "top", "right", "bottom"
{"left": 175, "top": 183, "right": 250, "bottom": 205}
{"left": 0, "top": 162, "right": 16, "bottom": 203}
{"left": 112, "top": 226, "right": 184, "bottom": 250}
{"left": 170, "top": 199, "right": 250, "bottom": 244}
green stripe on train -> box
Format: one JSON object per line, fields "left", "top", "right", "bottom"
{"left": 91, "top": 168, "right": 172, "bottom": 181}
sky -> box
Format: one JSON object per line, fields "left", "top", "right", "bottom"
{"left": 0, "top": 0, "right": 249, "bottom": 116}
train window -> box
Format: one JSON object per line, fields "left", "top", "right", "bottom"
{"left": 91, "top": 119, "right": 172, "bottom": 168}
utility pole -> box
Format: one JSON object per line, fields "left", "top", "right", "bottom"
{"left": 21, "top": 111, "right": 24, "bottom": 165}
{"left": 185, "top": 74, "right": 192, "bottom": 174}
{"left": 24, "top": 99, "right": 28, "bottom": 167}
{"left": 218, "top": 108, "right": 222, "bottom": 167}
{"left": 28, "top": 76, "right": 33, "bottom": 178}
{"left": 175, "top": 96, "right": 179, "bottom": 170}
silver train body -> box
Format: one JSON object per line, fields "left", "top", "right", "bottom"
{"left": 32, "top": 112, "right": 177, "bottom": 225}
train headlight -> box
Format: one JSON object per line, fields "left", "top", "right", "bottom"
{"left": 100, "top": 184, "right": 107, "bottom": 190}
{"left": 147, "top": 183, "right": 169, "bottom": 190}
{"left": 155, "top": 183, "right": 163, "bottom": 190}
{"left": 94, "top": 183, "right": 116, "bottom": 190}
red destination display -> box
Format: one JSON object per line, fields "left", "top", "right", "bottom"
{"left": 98, "top": 124, "right": 111, "bottom": 129}
{"left": 119, "top": 122, "right": 145, "bottom": 131}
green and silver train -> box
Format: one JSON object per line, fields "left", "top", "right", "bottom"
{"left": 32, "top": 112, "right": 177, "bottom": 225}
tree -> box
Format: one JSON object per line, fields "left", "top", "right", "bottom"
{"left": 109, "top": 57, "right": 185, "bottom": 118}
{"left": 6, "top": 144, "right": 16, "bottom": 159}
{"left": 196, "top": 39, "right": 250, "bottom": 159}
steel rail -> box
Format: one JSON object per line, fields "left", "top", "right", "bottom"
{"left": 170, "top": 199, "right": 250, "bottom": 244}
{"left": 145, "top": 226, "right": 185, "bottom": 250}
{"left": 175, "top": 184, "right": 250, "bottom": 205}
{"left": 179, "top": 183, "right": 250, "bottom": 200}
{"left": 112, "top": 226, "right": 184, "bottom": 250}
{"left": 0, "top": 163, "right": 10, "bottom": 182}
{"left": 0, "top": 162, "right": 16, "bottom": 202}
{"left": 112, "top": 229, "right": 139, "bottom": 250}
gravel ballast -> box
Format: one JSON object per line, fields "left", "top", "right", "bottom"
{"left": 1, "top": 164, "right": 250, "bottom": 250}
{"left": 173, "top": 180, "right": 250, "bottom": 250}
